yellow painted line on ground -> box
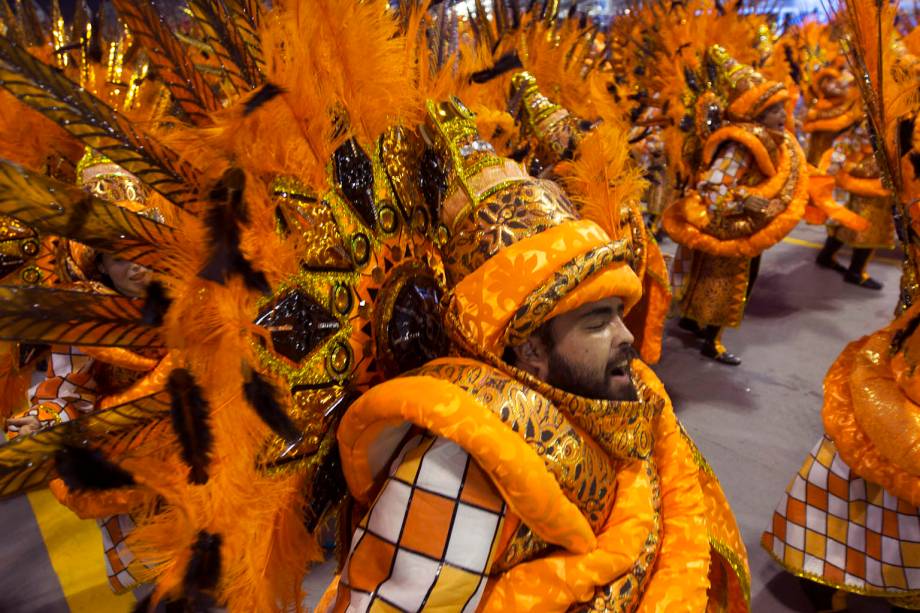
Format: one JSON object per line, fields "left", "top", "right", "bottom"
{"left": 782, "top": 236, "right": 823, "bottom": 249}
{"left": 781, "top": 236, "right": 901, "bottom": 266}
{"left": 27, "top": 489, "right": 134, "bottom": 613}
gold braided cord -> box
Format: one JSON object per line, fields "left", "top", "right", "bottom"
{"left": 710, "top": 535, "right": 752, "bottom": 606}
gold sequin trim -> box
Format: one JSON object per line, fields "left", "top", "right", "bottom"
{"left": 711, "top": 535, "right": 752, "bottom": 606}
{"left": 763, "top": 543, "right": 920, "bottom": 600}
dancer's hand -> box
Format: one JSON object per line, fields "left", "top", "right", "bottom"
{"left": 6, "top": 416, "right": 41, "bottom": 436}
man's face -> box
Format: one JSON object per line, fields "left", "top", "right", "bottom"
{"left": 513, "top": 296, "right": 638, "bottom": 401}
{"left": 100, "top": 253, "right": 152, "bottom": 298}
{"left": 758, "top": 103, "right": 787, "bottom": 132}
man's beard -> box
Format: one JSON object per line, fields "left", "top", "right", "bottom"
{"left": 546, "top": 344, "right": 639, "bottom": 401}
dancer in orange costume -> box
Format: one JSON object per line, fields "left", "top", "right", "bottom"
{"left": 663, "top": 47, "right": 808, "bottom": 364}
{"left": 799, "top": 22, "right": 894, "bottom": 289}
{"left": 763, "top": 3, "right": 920, "bottom": 610}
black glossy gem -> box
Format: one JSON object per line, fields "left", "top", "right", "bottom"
{"left": 386, "top": 276, "right": 449, "bottom": 375}
{"left": 333, "top": 138, "right": 377, "bottom": 230}
{"left": 0, "top": 253, "right": 25, "bottom": 281}
{"left": 418, "top": 146, "right": 448, "bottom": 224}
{"left": 303, "top": 441, "right": 349, "bottom": 531}
{"left": 705, "top": 104, "right": 722, "bottom": 131}
{"left": 255, "top": 289, "right": 340, "bottom": 363}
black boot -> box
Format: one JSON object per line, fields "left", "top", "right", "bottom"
{"left": 700, "top": 326, "right": 741, "bottom": 366}
{"left": 816, "top": 236, "right": 847, "bottom": 274}
{"left": 844, "top": 248, "right": 883, "bottom": 290}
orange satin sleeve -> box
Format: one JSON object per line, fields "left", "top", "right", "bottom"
{"left": 802, "top": 106, "right": 863, "bottom": 133}
{"left": 849, "top": 333, "right": 920, "bottom": 477}
{"left": 806, "top": 168, "right": 871, "bottom": 231}
{"left": 836, "top": 171, "right": 890, "bottom": 198}
{"left": 823, "top": 337, "right": 920, "bottom": 506}
{"left": 633, "top": 362, "right": 713, "bottom": 612}
{"left": 481, "top": 456, "right": 656, "bottom": 612}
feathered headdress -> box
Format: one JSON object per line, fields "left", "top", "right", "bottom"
{"left": 0, "top": 1, "right": 447, "bottom": 611}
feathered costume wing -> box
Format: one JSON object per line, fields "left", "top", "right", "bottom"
{"left": 0, "top": 1, "right": 454, "bottom": 609}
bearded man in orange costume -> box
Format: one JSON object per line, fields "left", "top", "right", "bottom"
{"left": 321, "top": 98, "right": 751, "bottom": 612}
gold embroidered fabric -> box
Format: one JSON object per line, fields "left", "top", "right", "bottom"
{"left": 442, "top": 177, "right": 579, "bottom": 285}
{"left": 571, "top": 463, "right": 662, "bottom": 613}
{"left": 492, "top": 518, "right": 553, "bottom": 573}
{"left": 413, "top": 359, "right": 619, "bottom": 531}
{"left": 680, "top": 251, "right": 751, "bottom": 328}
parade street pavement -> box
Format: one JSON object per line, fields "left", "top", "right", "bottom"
{"left": 658, "top": 222, "right": 903, "bottom": 612}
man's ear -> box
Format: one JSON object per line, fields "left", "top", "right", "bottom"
{"left": 509, "top": 335, "right": 550, "bottom": 379}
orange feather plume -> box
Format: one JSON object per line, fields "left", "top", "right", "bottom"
{"left": 554, "top": 122, "right": 648, "bottom": 241}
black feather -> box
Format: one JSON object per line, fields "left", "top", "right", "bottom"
{"left": 684, "top": 66, "right": 700, "bottom": 93}
{"left": 198, "top": 167, "right": 271, "bottom": 294}
{"left": 243, "top": 82, "right": 286, "bottom": 116}
{"left": 184, "top": 531, "right": 222, "bottom": 593}
{"left": 242, "top": 365, "right": 302, "bottom": 445}
{"left": 910, "top": 152, "right": 920, "bottom": 181}
{"left": 470, "top": 51, "right": 523, "bottom": 83}
{"left": 782, "top": 43, "right": 800, "bottom": 86}
{"left": 706, "top": 57, "right": 719, "bottom": 87}
{"left": 628, "top": 127, "right": 652, "bottom": 145}
{"left": 131, "top": 592, "right": 199, "bottom": 613}
{"left": 141, "top": 281, "right": 171, "bottom": 326}
{"left": 509, "top": 144, "right": 531, "bottom": 163}
{"left": 899, "top": 118, "right": 916, "bottom": 158}
{"left": 167, "top": 368, "right": 213, "bottom": 485}
{"left": 55, "top": 444, "right": 136, "bottom": 491}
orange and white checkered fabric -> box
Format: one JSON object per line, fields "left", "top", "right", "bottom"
{"left": 7, "top": 346, "right": 98, "bottom": 438}
{"left": 763, "top": 435, "right": 920, "bottom": 597}
{"left": 336, "top": 434, "right": 506, "bottom": 612}
{"left": 824, "top": 124, "right": 863, "bottom": 210}
{"left": 98, "top": 513, "right": 142, "bottom": 594}
{"left": 698, "top": 142, "right": 753, "bottom": 214}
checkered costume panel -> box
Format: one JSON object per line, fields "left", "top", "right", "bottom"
{"left": 98, "top": 513, "right": 144, "bottom": 594}
{"left": 763, "top": 435, "right": 920, "bottom": 598}
{"left": 697, "top": 142, "right": 754, "bottom": 215}
{"left": 7, "top": 345, "right": 98, "bottom": 438}
{"left": 336, "top": 434, "right": 506, "bottom": 612}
